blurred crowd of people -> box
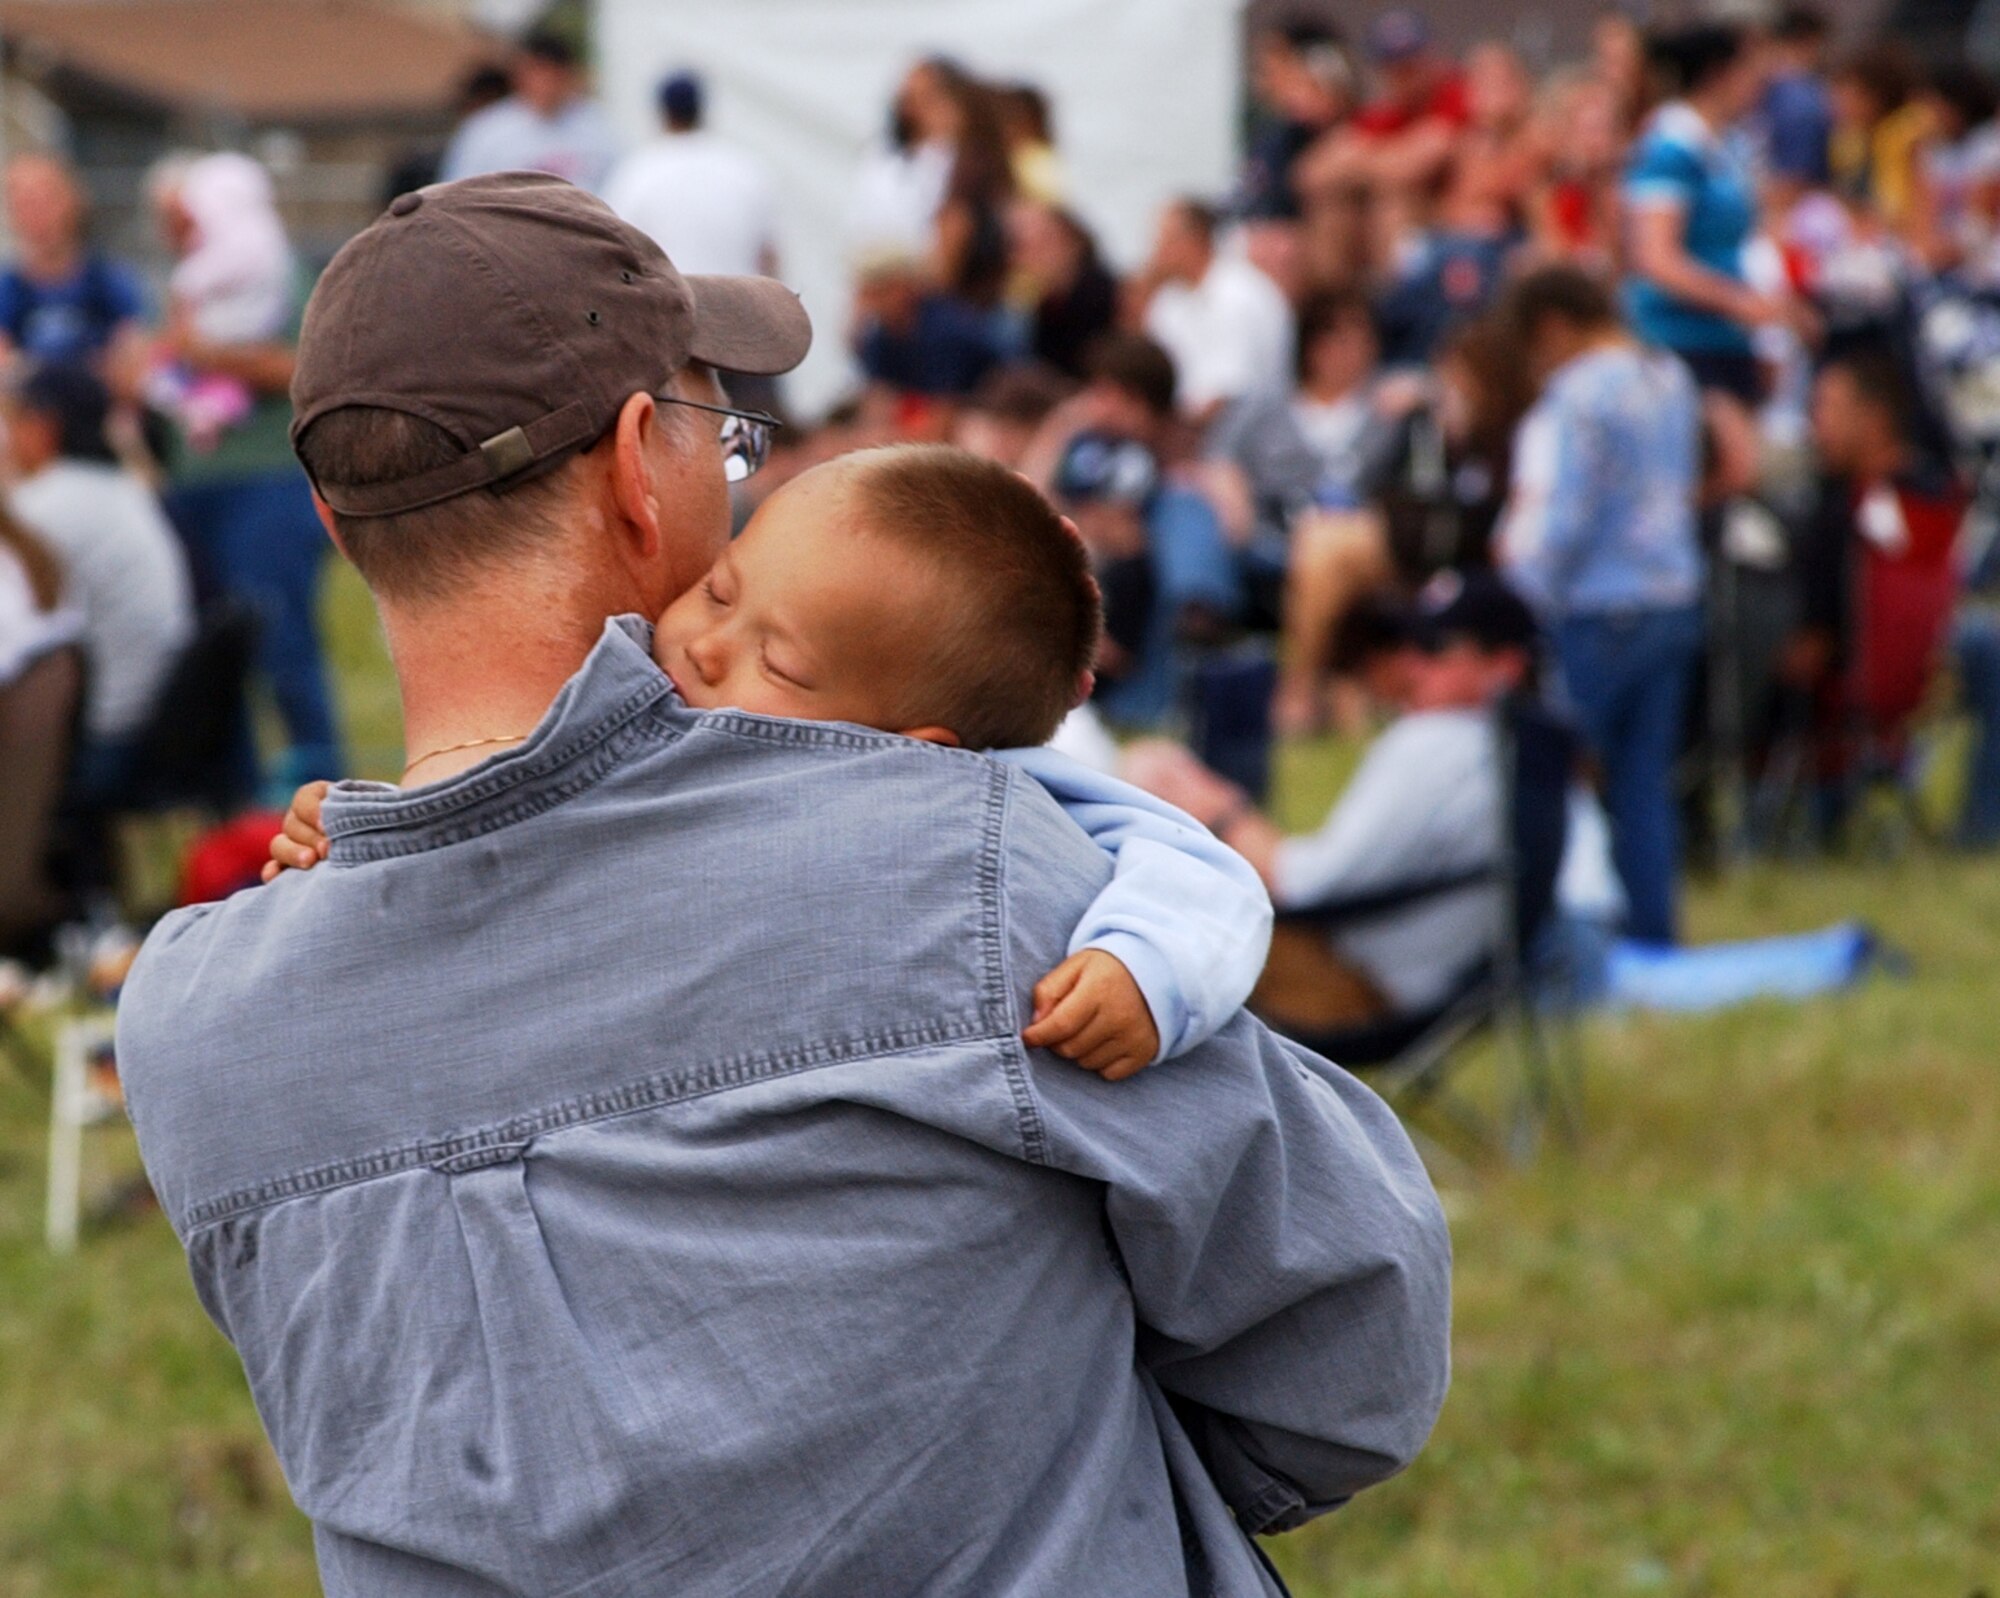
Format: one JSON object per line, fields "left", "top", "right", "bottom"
{"left": 750, "top": 11, "right": 2000, "bottom": 997}
{"left": 0, "top": 143, "right": 336, "bottom": 952}
{"left": 6, "top": 11, "right": 2000, "bottom": 1015}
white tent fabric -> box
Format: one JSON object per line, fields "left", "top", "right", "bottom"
{"left": 595, "top": 0, "right": 1241, "bottom": 419}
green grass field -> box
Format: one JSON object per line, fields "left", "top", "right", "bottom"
{"left": 3, "top": 563, "right": 1996, "bottom": 1596}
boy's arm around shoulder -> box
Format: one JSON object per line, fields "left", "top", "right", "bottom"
{"left": 996, "top": 774, "right": 1452, "bottom": 1530}
{"left": 996, "top": 746, "right": 1273, "bottom": 1061}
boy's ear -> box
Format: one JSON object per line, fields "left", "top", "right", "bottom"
{"left": 900, "top": 725, "right": 962, "bottom": 747}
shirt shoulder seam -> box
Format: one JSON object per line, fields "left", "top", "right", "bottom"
{"left": 177, "top": 1019, "right": 1015, "bottom": 1236}
{"left": 988, "top": 765, "right": 1052, "bottom": 1166}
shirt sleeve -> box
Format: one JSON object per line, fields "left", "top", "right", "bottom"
{"left": 100, "top": 259, "right": 147, "bottom": 325}
{"left": 997, "top": 774, "right": 1452, "bottom": 1531}
{"left": 996, "top": 746, "right": 1273, "bottom": 1061}
{"left": 0, "top": 272, "right": 23, "bottom": 344}
{"left": 1624, "top": 135, "right": 1700, "bottom": 211}
{"left": 1496, "top": 388, "right": 1600, "bottom": 616}
{"left": 1270, "top": 715, "right": 1493, "bottom": 906}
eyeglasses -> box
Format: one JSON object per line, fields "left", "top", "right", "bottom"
{"left": 656, "top": 394, "right": 782, "bottom": 484}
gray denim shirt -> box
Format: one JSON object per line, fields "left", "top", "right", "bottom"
{"left": 119, "top": 616, "right": 1451, "bottom": 1597}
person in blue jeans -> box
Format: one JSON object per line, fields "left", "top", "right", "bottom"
{"left": 151, "top": 156, "right": 341, "bottom": 788}
{"left": 1498, "top": 266, "right": 1705, "bottom": 944}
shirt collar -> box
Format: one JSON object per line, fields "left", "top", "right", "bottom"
{"left": 321, "top": 614, "right": 682, "bottom": 860}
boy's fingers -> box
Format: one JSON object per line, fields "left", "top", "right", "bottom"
{"left": 1079, "top": 1038, "right": 1138, "bottom": 1074}
{"left": 1022, "top": 994, "right": 1098, "bottom": 1050}
{"left": 260, "top": 860, "right": 280, "bottom": 884}
{"left": 1030, "top": 957, "right": 1086, "bottom": 1019}
{"left": 1099, "top": 1053, "right": 1151, "bottom": 1082}
{"left": 1057, "top": 1011, "right": 1124, "bottom": 1062}
{"left": 296, "top": 781, "right": 330, "bottom": 826}
{"left": 281, "top": 810, "right": 324, "bottom": 847}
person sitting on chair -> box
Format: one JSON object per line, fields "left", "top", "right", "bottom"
{"left": 1785, "top": 346, "right": 1967, "bottom": 836}
{"left": 1127, "top": 571, "right": 1538, "bottom": 1036}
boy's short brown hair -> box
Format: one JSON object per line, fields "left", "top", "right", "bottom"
{"left": 848, "top": 444, "right": 1102, "bottom": 750}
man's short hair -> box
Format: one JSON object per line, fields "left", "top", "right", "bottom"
{"left": 1500, "top": 263, "right": 1619, "bottom": 339}
{"left": 1082, "top": 332, "right": 1178, "bottom": 420}
{"left": 1294, "top": 288, "right": 1378, "bottom": 379}
{"left": 1773, "top": 4, "right": 1829, "bottom": 42}
{"left": 962, "top": 362, "right": 1075, "bottom": 427}
{"left": 659, "top": 70, "right": 703, "bottom": 127}
{"left": 1650, "top": 24, "right": 1749, "bottom": 98}
{"left": 296, "top": 405, "right": 628, "bottom": 603}
{"left": 520, "top": 28, "right": 578, "bottom": 69}
{"left": 850, "top": 444, "right": 1101, "bottom": 750}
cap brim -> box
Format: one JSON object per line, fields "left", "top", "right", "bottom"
{"left": 684, "top": 275, "right": 812, "bottom": 377}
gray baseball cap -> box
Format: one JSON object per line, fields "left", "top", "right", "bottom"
{"left": 291, "top": 171, "right": 810, "bottom": 518}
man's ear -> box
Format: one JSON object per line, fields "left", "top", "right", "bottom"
{"left": 608, "top": 390, "right": 665, "bottom": 562}
{"left": 899, "top": 725, "right": 962, "bottom": 747}
{"left": 310, "top": 490, "right": 350, "bottom": 560}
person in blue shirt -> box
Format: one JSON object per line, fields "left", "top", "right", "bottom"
{"left": 437, "top": 29, "right": 619, "bottom": 194}
{"left": 1759, "top": 6, "right": 1834, "bottom": 201}
{"left": 1624, "top": 24, "right": 1777, "bottom": 405}
{"left": 0, "top": 154, "right": 146, "bottom": 372}
{"left": 852, "top": 247, "right": 1005, "bottom": 399}
{"left": 1497, "top": 266, "right": 1705, "bottom": 944}
{"left": 1045, "top": 334, "right": 1242, "bottom": 729}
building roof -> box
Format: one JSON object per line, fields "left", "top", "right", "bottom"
{"left": 0, "top": 0, "right": 497, "bottom": 123}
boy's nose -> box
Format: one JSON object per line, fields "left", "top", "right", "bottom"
{"left": 684, "top": 630, "right": 727, "bottom": 685}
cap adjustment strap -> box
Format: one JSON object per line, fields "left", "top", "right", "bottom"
{"left": 314, "top": 399, "right": 601, "bottom": 520}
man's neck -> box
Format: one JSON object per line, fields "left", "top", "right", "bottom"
{"left": 380, "top": 582, "right": 628, "bottom": 787}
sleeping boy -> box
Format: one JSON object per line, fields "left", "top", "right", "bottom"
{"left": 266, "top": 444, "right": 1270, "bottom": 1080}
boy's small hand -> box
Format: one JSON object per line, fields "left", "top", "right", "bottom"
{"left": 1022, "top": 949, "right": 1160, "bottom": 1082}
{"left": 260, "top": 781, "right": 332, "bottom": 884}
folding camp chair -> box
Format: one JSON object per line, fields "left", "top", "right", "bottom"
{"left": 1754, "top": 477, "right": 1964, "bottom": 855}
{"left": 1267, "top": 692, "right": 1581, "bottom": 1161}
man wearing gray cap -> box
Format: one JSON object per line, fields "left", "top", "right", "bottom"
{"left": 116, "top": 173, "right": 1450, "bottom": 1596}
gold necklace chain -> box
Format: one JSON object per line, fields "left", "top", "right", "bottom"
{"left": 402, "top": 734, "right": 529, "bottom": 781}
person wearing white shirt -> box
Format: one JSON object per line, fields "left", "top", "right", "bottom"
{"left": 1125, "top": 573, "right": 1541, "bottom": 1031}
{"left": 7, "top": 363, "right": 192, "bottom": 794}
{"left": 1139, "top": 199, "right": 1295, "bottom": 422}
{"left": 603, "top": 72, "right": 778, "bottom": 280}
{"left": 439, "top": 31, "right": 620, "bottom": 194}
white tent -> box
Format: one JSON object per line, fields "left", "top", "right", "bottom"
{"left": 594, "top": 0, "right": 1242, "bottom": 418}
